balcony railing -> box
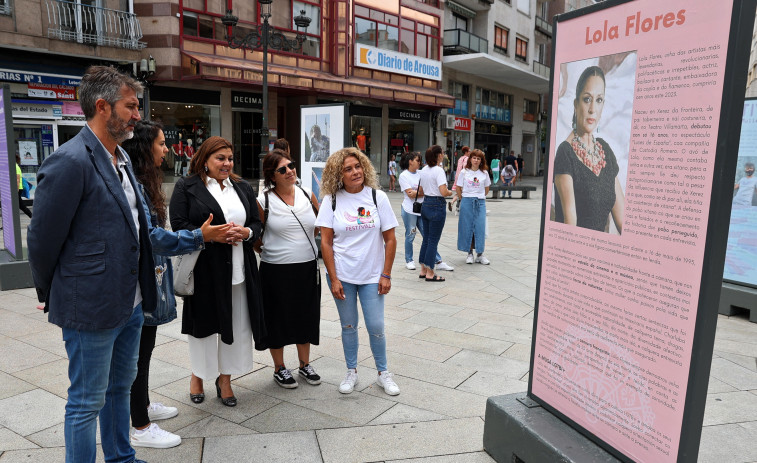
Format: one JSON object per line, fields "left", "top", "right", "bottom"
{"left": 533, "top": 61, "right": 550, "bottom": 78}
{"left": 443, "top": 29, "right": 488, "bottom": 56}
{"left": 46, "top": 0, "right": 146, "bottom": 49}
{"left": 535, "top": 15, "right": 552, "bottom": 37}
{"left": 0, "top": 1, "right": 11, "bottom": 15}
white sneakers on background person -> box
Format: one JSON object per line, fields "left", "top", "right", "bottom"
{"left": 376, "top": 371, "right": 400, "bottom": 396}
{"left": 339, "top": 368, "right": 359, "bottom": 394}
{"left": 435, "top": 261, "right": 454, "bottom": 271}
{"left": 405, "top": 261, "right": 416, "bottom": 270}
{"left": 130, "top": 423, "right": 181, "bottom": 449}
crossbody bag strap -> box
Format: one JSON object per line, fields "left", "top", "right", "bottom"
{"left": 260, "top": 191, "right": 269, "bottom": 240}
{"left": 413, "top": 180, "right": 421, "bottom": 207}
{"left": 297, "top": 184, "right": 319, "bottom": 217}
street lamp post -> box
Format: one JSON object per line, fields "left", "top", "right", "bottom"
{"left": 222, "top": 2, "right": 311, "bottom": 178}
{"left": 132, "top": 55, "right": 156, "bottom": 119}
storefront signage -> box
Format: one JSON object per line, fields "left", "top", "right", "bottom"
{"left": 454, "top": 116, "right": 471, "bottom": 131}
{"left": 389, "top": 108, "right": 428, "bottom": 122}
{"left": 28, "top": 83, "right": 76, "bottom": 100}
{"left": 231, "top": 91, "right": 263, "bottom": 110}
{"left": 11, "top": 100, "right": 62, "bottom": 119}
{"left": 0, "top": 69, "right": 80, "bottom": 87}
{"left": 355, "top": 43, "right": 442, "bottom": 81}
{"left": 529, "top": 0, "right": 749, "bottom": 462}
{"left": 62, "top": 101, "right": 84, "bottom": 117}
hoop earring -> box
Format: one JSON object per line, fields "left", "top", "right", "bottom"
{"left": 204, "top": 165, "right": 208, "bottom": 173}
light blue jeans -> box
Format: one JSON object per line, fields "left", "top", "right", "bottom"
{"left": 401, "top": 208, "right": 441, "bottom": 264}
{"left": 62, "top": 304, "right": 143, "bottom": 463}
{"left": 327, "top": 279, "right": 387, "bottom": 372}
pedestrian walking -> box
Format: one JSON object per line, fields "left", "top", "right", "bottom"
{"left": 456, "top": 149, "right": 491, "bottom": 265}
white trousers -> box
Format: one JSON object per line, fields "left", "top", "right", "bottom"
{"left": 188, "top": 283, "right": 254, "bottom": 381}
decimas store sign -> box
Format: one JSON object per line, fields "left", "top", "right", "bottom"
{"left": 529, "top": 0, "right": 754, "bottom": 461}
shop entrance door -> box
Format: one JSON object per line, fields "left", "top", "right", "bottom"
{"left": 233, "top": 111, "right": 262, "bottom": 179}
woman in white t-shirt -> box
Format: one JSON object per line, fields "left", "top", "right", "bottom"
{"left": 456, "top": 149, "right": 491, "bottom": 265}
{"left": 315, "top": 148, "right": 400, "bottom": 396}
{"left": 388, "top": 154, "right": 398, "bottom": 192}
{"left": 418, "top": 145, "right": 453, "bottom": 282}
{"left": 255, "top": 149, "right": 322, "bottom": 390}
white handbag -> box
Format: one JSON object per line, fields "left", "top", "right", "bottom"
{"left": 173, "top": 250, "right": 201, "bottom": 296}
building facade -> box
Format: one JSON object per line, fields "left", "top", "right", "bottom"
{"left": 137, "top": 0, "right": 453, "bottom": 181}
{"left": 440, "top": 0, "right": 551, "bottom": 176}
{"left": 0, "top": 0, "right": 144, "bottom": 191}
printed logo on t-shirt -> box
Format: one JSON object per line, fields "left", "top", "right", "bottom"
{"left": 344, "top": 206, "right": 377, "bottom": 230}
{"left": 467, "top": 176, "right": 481, "bottom": 188}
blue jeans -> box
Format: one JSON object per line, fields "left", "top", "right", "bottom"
{"left": 401, "top": 208, "right": 441, "bottom": 264}
{"left": 63, "top": 304, "right": 143, "bottom": 463}
{"left": 457, "top": 197, "right": 486, "bottom": 254}
{"left": 418, "top": 196, "right": 447, "bottom": 270}
{"left": 327, "top": 280, "right": 387, "bottom": 372}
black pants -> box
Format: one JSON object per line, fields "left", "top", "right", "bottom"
{"left": 130, "top": 324, "right": 157, "bottom": 428}
{"left": 18, "top": 190, "right": 32, "bottom": 218}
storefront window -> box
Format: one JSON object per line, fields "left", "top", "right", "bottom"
{"left": 150, "top": 102, "right": 221, "bottom": 158}
{"left": 388, "top": 109, "right": 429, "bottom": 169}
{"left": 350, "top": 115, "right": 382, "bottom": 172}
{"left": 475, "top": 88, "right": 512, "bottom": 123}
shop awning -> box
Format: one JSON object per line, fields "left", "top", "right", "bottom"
{"left": 181, "top": 51, "right": 454, "bottom": 109}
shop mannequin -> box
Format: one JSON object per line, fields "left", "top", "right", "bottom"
{"left": 183, "top": 138, "right": 194, "bottom": 177}
{"left": 173, "top": 133, "right": 184, "bottom": 177}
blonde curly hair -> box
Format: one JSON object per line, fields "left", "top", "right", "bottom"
{"left": 320, "top": 147, "right": 379, "bottom": 198}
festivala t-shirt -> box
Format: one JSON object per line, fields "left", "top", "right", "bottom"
{"left": 399, "top": 169, "right": 423, "bottom": 216}
{"left": 315, "top": 186, "right": 398, "bottom": 285}
{"left": 733, "top": 175, "right": 757, "bottom": 207}
{"left": 456, "top": 168, "right": 491, "bottom": 199}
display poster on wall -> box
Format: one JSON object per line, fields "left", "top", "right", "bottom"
{"left": 529, "top": 0, "right": 752, "bottom": 462}
{"left": 723, "top": 97, "right": 757, "bottom": 287}
{"left": 300, "top": 104, "right": 348, "bottom": 200}
{"left": 18, "top": 140, "right": 38, "bottom": 166}
{"left": 0, "top": 86, "right": 21, "bottom": 258}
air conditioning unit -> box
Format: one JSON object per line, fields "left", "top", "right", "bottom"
{"left": 445, "top": 115, "right": 456, "bottom": 129}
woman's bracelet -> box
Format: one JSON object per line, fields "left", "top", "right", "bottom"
{"left": 380, "top": 273, "right": 391, "bottom": 280}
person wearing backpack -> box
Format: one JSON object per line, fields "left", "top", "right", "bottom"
{"left": 315, "top": 148, "right": 401, "bottom": 396}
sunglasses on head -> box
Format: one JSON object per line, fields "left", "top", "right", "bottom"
{"left": 275, "top": 162, "right": 296, "bottom": 175}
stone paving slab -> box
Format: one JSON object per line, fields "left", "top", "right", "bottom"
{"left": 203, "top": 431, "right": 322, "bottom": 462}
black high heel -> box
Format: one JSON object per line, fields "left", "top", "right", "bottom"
{"left": 189, "top": 376, "right": 205, "bottom": 404}
{"left": 215, "top": 377, "right": 237, "bottom": 407}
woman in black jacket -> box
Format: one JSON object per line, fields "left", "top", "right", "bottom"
{"left": 169, "top": 136, "right": 264, "bottom": 407}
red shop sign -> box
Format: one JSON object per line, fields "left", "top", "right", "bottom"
{"left": 454, "top": 116, "right": 471, "bottom": 131}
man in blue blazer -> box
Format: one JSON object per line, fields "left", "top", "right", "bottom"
{"left": 28, "top": 66, "right": 156, "bottom": 463}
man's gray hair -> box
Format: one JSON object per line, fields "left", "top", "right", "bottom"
{"left": 79, "top": 66, "right": 143, "bottom": 120}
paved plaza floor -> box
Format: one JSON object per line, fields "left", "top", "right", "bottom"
{"left": 1, "top": 177, "right": 756, "bottom": 462}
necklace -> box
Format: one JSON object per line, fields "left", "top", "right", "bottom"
{"left": 571, "top": 131, "right": 606, "bottom": 176}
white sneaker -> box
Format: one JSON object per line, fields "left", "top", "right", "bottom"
{"left": 405, "top": 261, "right": 416, "bottom": 270}
{"left": 435, "top": 261, "right": 454, "bottom": 271}
{"left": 475, "top": 255, "right": 490, "bottom": 265}
{"left": 147, "top": 402, "right": 178, "bottom": 421}
{"left": 130, "top": 423, "right": 181, "bottom": 449}
{"left": 466, "top": 254, "right": 474, "bottom": 264}
{"left": 339, "top": 369, "right": 359, "bottom": 394}
{"left": 376, "top": 371, "right": 400, "bottom": 396}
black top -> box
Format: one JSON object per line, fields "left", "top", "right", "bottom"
{"left": 553, "top": 139, "right": 619, "bottom": 232}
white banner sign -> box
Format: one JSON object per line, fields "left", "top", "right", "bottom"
{"left": 355, "top": 43, "right": 442, "bottom": 81}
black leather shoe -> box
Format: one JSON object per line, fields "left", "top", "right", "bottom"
{"left": 189, "top": 392, "right": 205, "bottom": 404}
{"left": 215, "top": 377, "right": 237, "bottom": 407}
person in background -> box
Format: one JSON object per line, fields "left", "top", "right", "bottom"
{"left": 273, "top": 138, "right": 290, "bottom": 155}
{"left": 388, "top": 153, "right": 398, "bottom": 192}
{"left": 28, "top": 65, "right": 155, "bottom": 463}
{"left": 449, "top": 145, "right": 469, "bottom": 213}
{"left": 500, "top": 164, "right": 517, "bottom": 198}
{"left": 315, "top": 147, "right": 401, "bottom": 396}
{"left": 256, "top": 149, "right": 322, "bottom": 389}
{"left": 122, "top": 120, "right": 233, "bottom": 449}
{"left": 456, "top": 149, "right": 491, "bottom": 265}
{"left": 516, "top": 154, "right": 525, "bottom": 181}
{"left": 733, "top": 162, "right": 757, "bottom": 207}
{"left": 419, "top": 145, "right": 453, "bottom": 282}
{"left": 170, "top": 136, "right": 264, "bottom": 408}
{"left": 490, "top": 155, "right": 501, "bottom": 186}
{"left": 15, "top": 154, "right": 32, "bottom": 218}
{"left": 505, "top": 151, "right": 518, "bottom": 186}
{"left": 398, "top": 151, "right": 454, "bottom": 272}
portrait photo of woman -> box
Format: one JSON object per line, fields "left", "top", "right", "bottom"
{"left": 551, "top": 53, "right": 635, "bottom": 234}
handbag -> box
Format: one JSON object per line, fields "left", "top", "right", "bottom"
{"left": 412, "top": 180, "right": 422, "bottom": 214}
{"left": 173, "top": 250, "right": 201, "bottom": 296}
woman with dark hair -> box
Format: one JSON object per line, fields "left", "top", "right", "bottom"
{"left": 554, "top": 65, "right": 624, "bottom": 233}
{"left": 418, "top": 145, "right": 453, "bottom": 282}
{"left": 121, "top": 121, "right": 232, "bottom": 448}
{"left": 455, "top": 149, "right": 491, "bottom": 265}
{"left": 169, "top": 136, "right": 264, "bottom": 408}
{"left": 255, "top": 149, "right": 322, "bottom": 389}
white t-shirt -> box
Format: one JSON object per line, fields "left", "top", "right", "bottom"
{"left": 314, "top": 186, "right": 398, "bottom": 285}
{"left": 456, "top": 168, "right": 491, "bottom": 199}
{"left": 399, "top": 169, "right": 423, "bottom": 215}
{"left": 420, "top": 165, "right": 447, "bottom": 197}
{"left": 256, "top": 186, "right": 318, "bottom": 264}
{"left": 388, "top": 160, "right": 397, "bottom": 176}
{"left": 734, "top": 175, "right": 757, "bottom": 206}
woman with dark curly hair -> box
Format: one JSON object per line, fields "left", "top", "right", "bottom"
{"left": 255, "top": 149, "right": 322, "bottom": 389}
{"left": 122, "top": 121, "right": 232, "bottom": 448}
{"left": 315, "top": 148, "right": 400, "bottom": 396}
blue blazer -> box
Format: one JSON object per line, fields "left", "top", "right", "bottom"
{"left": 28, "top": 126, "right": 157, "bottom": 331}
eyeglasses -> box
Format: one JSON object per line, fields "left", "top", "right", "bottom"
{"left": 275, "top": 162, "right": 296, "bottom": 175}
